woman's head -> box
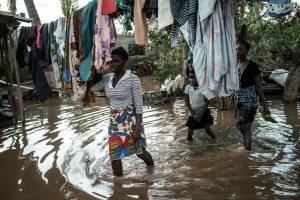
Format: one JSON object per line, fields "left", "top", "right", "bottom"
{"left": 237, "top": 41, "right": 251, "bottom": 60}
{"left": 109, "top": 47, "right": 129, "bottom": 73}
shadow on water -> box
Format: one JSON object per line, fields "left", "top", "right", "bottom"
{"left": 0, "top": 96, "right": 299, "bottom": 200}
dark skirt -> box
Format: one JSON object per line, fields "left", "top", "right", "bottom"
{"left": 186, "top": 109, "right": 214, "bottom": 130}
{"left": 236, "top": 104, "right": 257, "bottom": 133}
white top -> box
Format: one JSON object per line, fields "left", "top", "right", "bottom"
{"left": 184, "top": 84, "right": 206, "bottom": 111}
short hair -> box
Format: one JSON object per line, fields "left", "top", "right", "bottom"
{"left": 239, "top": 41, "right": 251, "bottom": 51}
{"left": 111, "top": 47, "right": 129, "bottom": 61}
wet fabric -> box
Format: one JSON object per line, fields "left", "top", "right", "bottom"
{"left": 236, "top": 104, "right": 257, "bottom": 132}
{"left": 183, "top": 0, "right": 239, "bottom": 99}
{"left": 53, "top": 18, "right": 66, "bottom": 59}
{"left": 38, "top": 24, "right": 52, "bottom": 66}
{"left": 16, "top": 27, "right": 30, "bottom": 69}
{"left": 158, "top": 0, "right": 173, "bottom": 30}
{"left": 144, "top": 0, "right": 158, "bottom": 9}
{"left": 116, "top": 0, "right": 133, "bottom": 31}
{"left": 102, "top": 0, "right": 117, "bottom": 14}
{"left": 186, "top": 109, "right": 213, "bottom": 130}
{"left": 108, "top": 106, "right": 147, "bottom": 160}
{"left": 80, "top": 0, "right": 98, "bottom": 82}
{"left": 50, "top": 17, "right": 66, "bottom": 91}
{"left": 170, "top": 0, "right": 197, "bottom": 47}
{"left": 235, "top": 86, "right": 260, "bottom": 108}
{"left": 36, "top": 25, "right": 41, "bottom": 49}
{"left": 31, "top": 45, "right": 53, "bottom": 102}
{"left": 69, "top": 12, "right": 86, "bottom": 101}
{"left": 134, "top": 0, "right": 148, "bottom": 45}
{"left": 94, "top": 2, "right": 117, "bottom": 71}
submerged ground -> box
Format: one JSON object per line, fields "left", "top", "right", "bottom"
{"left": 0, "top": 75, "right": 299, "bottom": 200}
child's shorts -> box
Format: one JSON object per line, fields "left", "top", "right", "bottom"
{"left": 186, "top": 109, "right": 214, "bottom": 130}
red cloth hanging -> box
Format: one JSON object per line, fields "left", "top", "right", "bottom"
{"left": 102, "top": 0, "right": 118, "bottom": 15}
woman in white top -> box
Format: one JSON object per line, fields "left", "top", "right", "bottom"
{"left": 185, "top": 69, "right": 215, "bottom": 141}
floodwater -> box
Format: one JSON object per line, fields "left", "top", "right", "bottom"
{"left": 0, "top": 96, "right": 299, "bottom": 200}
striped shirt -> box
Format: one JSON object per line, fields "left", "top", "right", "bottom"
{"left": 170, "top": 0, "right": 198, "bottom": 47}
{"left": 91, "top": 70, "right": 144, "bottom": 114}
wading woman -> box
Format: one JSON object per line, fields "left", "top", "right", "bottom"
{"left": 235, "top": 41, "right": 270, "bottom": 151}
{"left": 91, "top": 47, "right": 154, "bottom": 176}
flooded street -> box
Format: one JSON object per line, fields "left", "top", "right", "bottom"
{"left": 0, "top": 96, "right": 299, "bottom": 200}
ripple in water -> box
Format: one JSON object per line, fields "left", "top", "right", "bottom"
{"left": 0, "top": 98, "right": 299, "bottom": 199}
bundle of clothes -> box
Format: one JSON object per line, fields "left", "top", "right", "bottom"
{"left": 16, "top": 0, "right": 158, "bottom": 102}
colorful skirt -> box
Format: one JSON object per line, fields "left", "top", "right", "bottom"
{"left": 108, "top": 106, "right": 147, "bottom": 160}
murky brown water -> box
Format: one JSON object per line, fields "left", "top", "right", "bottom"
{"left": 0, "top": 96, "right": 299, "bottom": 200}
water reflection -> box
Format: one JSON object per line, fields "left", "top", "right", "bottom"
{"left": 0, "top": 97, "right": 299, "bottom": 199}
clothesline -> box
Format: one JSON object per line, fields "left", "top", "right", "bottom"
{"left": 15, "top": 0, "right": 296, "bottom": 103}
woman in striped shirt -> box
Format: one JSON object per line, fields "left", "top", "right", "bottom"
{"left": 91, "top": 47, "right": 154, "bottom": 176}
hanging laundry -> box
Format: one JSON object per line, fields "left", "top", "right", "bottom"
{"left": 144, "top": 0, "right": 158, "bottom": 17}
{"left": 169, "top": 0, "right": 198, "bottom": 47}
{"left": 38, "top": 24, "right": 52, "bottom": 66}
{"left": 134, "top": 0, "right": 148, "bottom": 45}
{"left": 30, "top": 26, "right": 53, "bottom": 102}
{"left": 69, "top": 11, "right": 87, "bottom": 101}
{"left": 158, "top": 0, "right": 173, "bottom": 30}
{"left": 36, "top": 25, "right": 41, "bottom": 49}
{"left": 80, "top": 0, "right": 98, "bottom": 82}
{"left": 94, "top": 0, "right": 117, "bottom": 71}
{"left": 102, "top": 0, "right": 118, "bottom": 15}
{"left": 50, "top": 17, "right": 67, "bottom": 91}
{"left": 16, "top": 27, "right": 31, "bottom": 69}
{"left": 116, "top": 0, "right": 134, "bottom": 31}
{"left": 268, "top": 0, "right": 294, "bottom": 17}
{"left": 94, "top": 14, "right": 117, "bottom": 71}
{"left": 246, "top": 0, "right": 294, "bottom": 17}
{"left": 50, "top": 17, "right": 67, "bottom": 89}
{"left": 182, "top": 0, "right": 239, "bottom": 99}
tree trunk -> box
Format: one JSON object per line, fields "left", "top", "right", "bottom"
{"left": 24, "top": 0, "right": 41, "bottom": 25}
{"left": 284, "top": 41, "right": 300, "bottom": 101}
{"left": 284, "top": 65, "right": 300, "bottom": 101}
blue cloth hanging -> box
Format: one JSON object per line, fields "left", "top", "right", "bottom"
{"left": 268, "top": 0, "right": 294, "bottom": 17}
{"left": 80, "top": 0, "right": 98, "bottom": 82}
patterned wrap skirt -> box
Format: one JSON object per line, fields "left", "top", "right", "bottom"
{"left": 108, "top": 106, "right": 147, "bottom": 160}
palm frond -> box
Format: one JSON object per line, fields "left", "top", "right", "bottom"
{"left": 61, "top": 0, "right": 79, "bottom": 16}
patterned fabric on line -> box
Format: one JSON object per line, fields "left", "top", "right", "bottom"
{"left": 94, "top": 1, "right": 117, "bottom": 72}
{"left": 108, "top": 106, "right": 147, "bottom": 160}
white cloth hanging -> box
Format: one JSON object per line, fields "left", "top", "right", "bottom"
{"left": 158, "top": 0, "right": 174, "bottom": 30}
{"left": 181, "top": 0, "right": 239, "bottom": 100}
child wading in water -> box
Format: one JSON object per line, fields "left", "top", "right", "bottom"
{"left": 185, "top": 70, "right": 216, "bottom": 141}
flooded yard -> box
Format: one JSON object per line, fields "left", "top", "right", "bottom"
{"left": 0, "top": 96, "right": 299, "bottom": 200}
